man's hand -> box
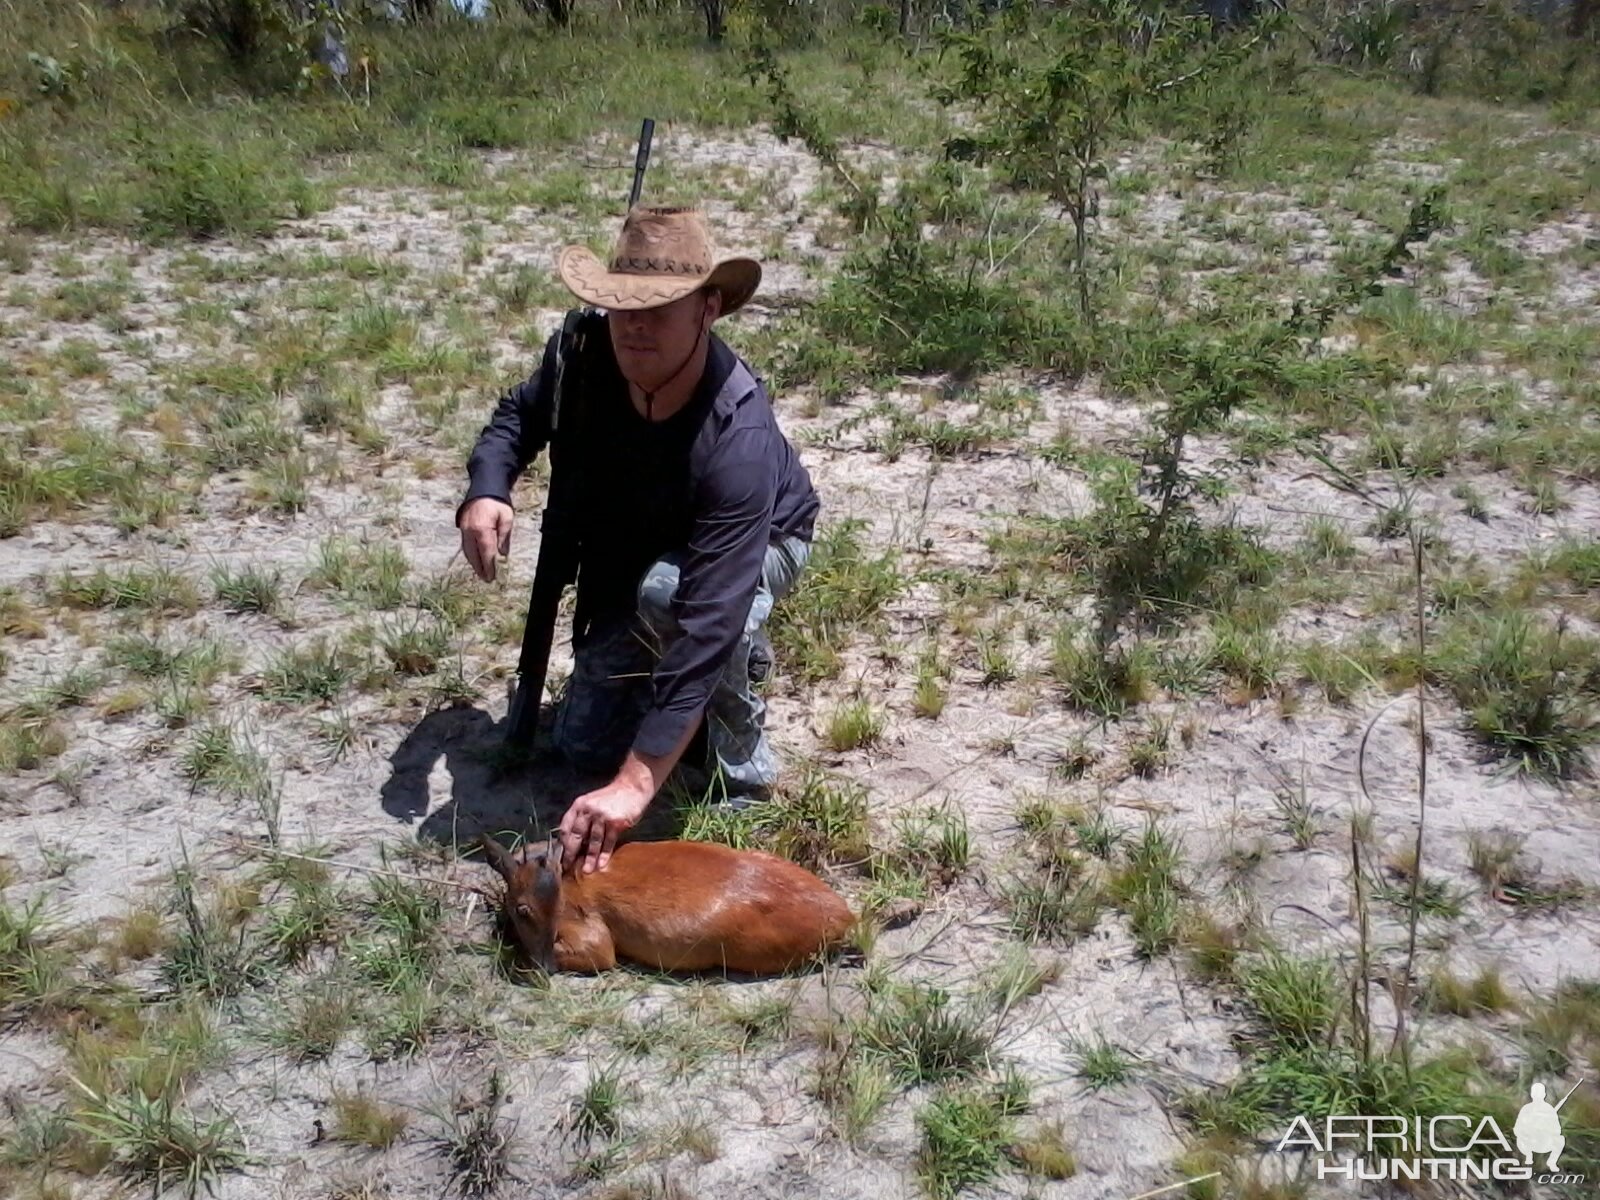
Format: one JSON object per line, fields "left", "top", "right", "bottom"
{"left": 459, "top": 497, "right": 514, "bottom": 582}
{"left": 559, "top": 777, "right": 653, "bottom": 875}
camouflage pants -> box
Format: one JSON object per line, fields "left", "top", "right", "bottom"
{"left": 550, "top": 535, "right": 811, "bottom": 798}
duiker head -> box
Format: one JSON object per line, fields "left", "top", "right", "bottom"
{"left": 480, "top": 833, "right": 563, "bottom": 972}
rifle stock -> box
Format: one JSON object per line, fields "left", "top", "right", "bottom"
{"left": 504, "top": 307, "right": 594, "bottom": 748}
{"left": 503, "top": 117, "right": 655, "bottom": 751}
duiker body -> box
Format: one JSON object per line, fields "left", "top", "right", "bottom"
{"left": 481, "top": 834, "right": 856, "bottom": 975}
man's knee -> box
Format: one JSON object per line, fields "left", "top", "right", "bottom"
{"left": 637, "top": 557, "right": 682, "bottom": 636}
{"left": 552, "top": 623, "right": 652, "bottom": 774}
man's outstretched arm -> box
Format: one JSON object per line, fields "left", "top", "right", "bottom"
{"left": 559, "top": 426, "right": 776, "bottom": 873}
{"left": 456, "top": 331, "right": 560, "bottom": 581}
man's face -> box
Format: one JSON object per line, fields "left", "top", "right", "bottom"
{"left": 607, "top": 288, "right": 721, "bottom": 392}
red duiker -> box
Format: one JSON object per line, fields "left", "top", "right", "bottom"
{"left": 479, "top": 833, "right": 857, "bottom": 974}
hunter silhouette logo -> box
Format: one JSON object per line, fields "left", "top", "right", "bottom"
{"left": 1276, "top": 1075, "right": 1589, "bottom": 1185}
{"left": 1515, "top": 1079, "right": 1579, "bottom": 1171}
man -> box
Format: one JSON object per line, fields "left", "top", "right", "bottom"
{"left": 455, "top": 207, "right": 820, "bottom": 877}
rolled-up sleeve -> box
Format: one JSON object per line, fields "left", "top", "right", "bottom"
{"left": 454, "top": 332, "right": 558, "bottom": 527}
{"left": 632, "top": 426, "right": 775, "bottom": 757}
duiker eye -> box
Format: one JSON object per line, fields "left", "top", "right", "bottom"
{"left": 515, "top": 903, "right": 533, "bottom": 918}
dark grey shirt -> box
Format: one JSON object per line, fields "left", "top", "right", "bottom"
{"left": 458, "top": 326, "right": 820, "bottom": 757}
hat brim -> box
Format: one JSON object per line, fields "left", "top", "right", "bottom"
{"left": 556, "top": 245, "right": 760, "bottom": 315}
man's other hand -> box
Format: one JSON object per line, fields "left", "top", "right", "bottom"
{"left": 459, "top": 497, "right": 514, "bottom": 582}
{"left": 559, "top": 780, "right": 652, "bottom": 875}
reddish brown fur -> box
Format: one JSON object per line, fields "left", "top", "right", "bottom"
{"left": 480, "top": 834, "right": 857, "bottom": 975}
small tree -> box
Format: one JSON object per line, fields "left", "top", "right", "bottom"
{"left": 934, "top": 1, "right": 1269, "bottom": 324}
{"left": 1081, "top": 186, "right": 1448, "bottom": 657}
{"left": 701, "top": 0, "right": 728, "bottom": 44}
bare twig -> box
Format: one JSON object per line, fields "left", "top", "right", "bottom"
{"left": 1352, "top": 815, "right": 1372, "bottom": 1065}
{"left": 225, "top": 835, "right": 487, "bottom": 896}
{"left": 1357, "top": 691, "right": 1413, "bottom": 816}
{"left": 1123, "top": 1175, "right": 1224, "bottom": 1200}
{"left": 1390, "top": 527, "right": 1430, "bottom": 1076}
{"left": 986, "top": 215, "right": 1049, "bottom": 278}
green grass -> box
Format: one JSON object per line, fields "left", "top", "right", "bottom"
{"left": 984, "top": 945, "right": 1060, "bottom": 1016}
{"left": 1073, "top": 1034, "right": 1136, "bottom": 1090}
{"left": 259, "top": 869, "right": 344, "bottom": 967}
{"left": 565, "top": 1063, "right": 629, "bottom": 1145}
{"left": 1535, "top": 539, "right": 1600, "bottom": 592}
{"left": 681, "top": 764, "right": 870, "bottom": 870}
{"left": 330, "top": 1090, "right": 409, "bottom": 1150}
{"left": 50, "top": 565, "right": 199, "bottom": 614}
{"left": 268, "top": 974, "right": 357, "bottom": 1065}
{"left": 1519, "top": 978, "right": 1600, "bottom": 1077}
{"left": 431, "top": 1070, "right": 515, "bottom": 1197}
{"left": 914, "top": 1074, "right": 1033, "bottom": 1200}
{"left": 161, "top": 866, "right": 269, "bottom": 1001}
{"left": 134, "top": 131, "right": 316, "bottom": 240}
{"left": 65, "top": 1084, "right": 248, "bottom": 1196}
{"left": 307, "top": 536, "right": 410, "bottom": 611}
{"left": 855, "top": 980, "right": 996, "bottom": 1087}
{"left": 1236, "top": 950, "right": 1340, "bottom": 1051}
{"left": 178, "top": 724, "right": 270, "bottom": 803}
{"left": 766, "top": 519, "right": 902, "bottom": 683}
{"left": 1050, "top": 628, "right": 1154, "bottom": 719}
{"left": 1108, "top": 821, "right": 1188, "bottom": 959}
{"left": 916, "top": 1087, "right": 1011, "bottom": 1200}
{"left": 362, "top": 979, "right": 449, "bottom": 1061}
{"left": 375, "top": 614, "right": 453, "bottom": 676}
{"left": 815, "top": 1048, "right": 895, "bottom": 1147}
{"left": 1435, "top": 608, "right": 1598, "bottom": 781}
{"left": 1423, "top": 965, "right": 1517, "bottom": 1018}
{"left": 878, "top": 802, "right": 970, "bottom": 890}
{"left": 824, "top": 698, "right": 884, "bottom": 751}
{"left": 1003, "top": 860, "right": 1107, "bottom": 944}
{"left": 258, "top": 639, "right": 363, "bottom": 706}
{"left": 351, "top": 872, "right": 446, "bottom": 995}
{"left": 0, "top": 895, "right": 75, "bottom": 1023}
{"left": 105, "top": 633, "right": 234, "bottom": 686}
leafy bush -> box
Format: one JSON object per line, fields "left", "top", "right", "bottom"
{"left": 1310, "top": 0, "right": 1599, "bottom": 102}
{"left": 133, "top": 131, "right": 315, "bottom": 239}
{"left": 429, "top": 99, "right": 532, "bottom": 150}
{"left": 813, "top": 194, "right": 1080, "bottom": 380}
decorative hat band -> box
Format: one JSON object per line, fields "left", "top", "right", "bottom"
{"left": 609, "top": 255, "right": 711, "bottom": 276}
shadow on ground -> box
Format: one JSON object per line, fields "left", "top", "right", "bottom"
{"left": 377, "top": 680, "right": 710, "bottom": 854}
{"left": 378, "top": 701, "right": 578, "bottom": 849}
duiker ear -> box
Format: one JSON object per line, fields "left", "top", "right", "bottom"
{"left": 479, "top": 835, "right": 517, "bottom": 883}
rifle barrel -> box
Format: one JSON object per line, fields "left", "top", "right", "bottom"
{"left": 628, "top": 118, "right": 655, "bottom": 210}
{"left": 1553, "top": 1076, "right": 1586, "bottom": 1112}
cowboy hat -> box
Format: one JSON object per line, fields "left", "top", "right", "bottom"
{"left": 556, "top": 206, "right": 761, "bottom": 315}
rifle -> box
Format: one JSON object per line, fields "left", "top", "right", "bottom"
{"left": 504, "top": 118, "right": 655, "bottom": 750}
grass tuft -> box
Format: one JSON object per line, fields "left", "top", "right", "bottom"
{"left": 331, "top": 1090, "right": 409, "bottom": 1149}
